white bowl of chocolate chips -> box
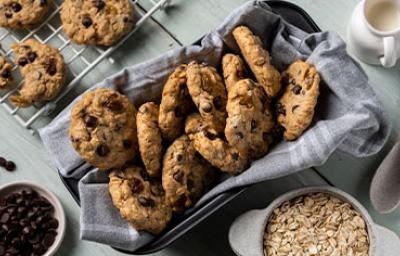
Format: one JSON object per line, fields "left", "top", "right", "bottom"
{"left": 0, "top": 181, "right": 66, "bottom": 256}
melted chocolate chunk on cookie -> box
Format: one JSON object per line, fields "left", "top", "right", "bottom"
{"left": 129, "top": 178, "right": 143, "bottom": 193}
{"left": 18, "top": 57, "right": 28, "bottom": 66}
{"left": 138, "top": 197, "right": 155, "bottom": 207}
{"left": 275, "top": 102, "right": 286, "bottom": 115}
{"left": 40, "top": 0, "right": 47, "bottom": 6}
{"left": 204, "top": 131, "right": 217, "bottom": 140}
{"left": 82, "top": 16, "right": 92, "bottom": 28}
{"left": 292, "top": 105, "right": 300, "bottom": 114}
{"left": 44, "top": 58, "right": 57, "bottom": 76}
{"left": 93, "top": 0, "right": 105, "bottom": 10}
{"left": 96, "top": 144, "right": 109, "bottom": 157}
{"left": 176, "top": 154, "right": 184, "bottom": 163}
{"left": 201, "top": 102, "right": 212, "bottom": 113}
{"left": 84, "top": 115, "right": 97, "bottom": 128}
{"left": 292, "top": 85, "right": 302, "bottom": 95}
{"left": 173, "top": 170, "right": 183, "bottom": 183}
{"left": 11, "top": 2, "right": 22, "bottom": 12}
{"left": 122, "top": 140, "right": 132, "bottom": 149}
{"left": 1, "top": 69, "right": 11, "bottom": 79}
{"left": 5, "top": 11, "right": 12, "bottom": 18}
{"left": 107, "top": 100, "right": 123, "bottom": 112}
{"left": 27, "top": 52, "right": 37, "bottom": 63}
{"left": 231, "top": 152, "right": 239, "bottom": 161}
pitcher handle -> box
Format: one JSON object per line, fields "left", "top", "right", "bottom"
{"left": 380, "top": 36, "right": 397, "bottom": 67}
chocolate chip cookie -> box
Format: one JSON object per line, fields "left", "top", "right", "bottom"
{"left": 69, "top": 88, "right": 138, "bottom": 170}
{"left": 186, "top": 62, "right": 227, "bottom": 133}
{"left": 232, "top": 26, "right": 281, "bottom": 98}
{"left": 225, "top": 79, "right": 275, "bottom": 158}
{"left": 0, "top": 55, "right": 13, "bottom": 89}
{"left": 10, "top": 39, "right": 66, "bottom": 107}
{"left": 60, "top": 0, "right": 134, "bottom": 46}
{"left": 137, "top": 102, "right": 162, "bottom": 177}
{"left": 109, "top": 166, "right": 172, "bottom": 235}
{"left": 0, "top": 0, "right": 49, "bottom": 29}
{"left": 159, "top": 64, "right": 193, "bottom": 141}
{"left": 185, "top": 113, "right": 249, "bottom": 175}
{"left": 162, "top": 135, "right": 214, "bottom": 212}
{"left": 276, "top": 60, "right": 320, "bottom": 141}
{"left": 222, "top": 53, "right": 246, "bottom": 91}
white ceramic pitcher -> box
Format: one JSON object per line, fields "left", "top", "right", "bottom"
{"left": 348, "top": 0, "right": 400, "bottom": 67}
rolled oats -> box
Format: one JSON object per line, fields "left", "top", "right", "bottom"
{"left": 263, "top": 193, "right": 369, "bottom": 256}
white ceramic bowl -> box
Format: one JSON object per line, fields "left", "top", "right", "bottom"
{"left": 0, "top": 181, "right": 66, "bottom": 256}
{"left": 229, "top": 186, "right": 400, "bottom": 256}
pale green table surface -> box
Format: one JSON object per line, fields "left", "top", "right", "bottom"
{"left": 0, "top": 0, "right": 399, "bottom": 255}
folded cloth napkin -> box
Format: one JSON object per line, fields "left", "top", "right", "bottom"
{"left": 39, "top": 1, "right": 391, "bottom": 251}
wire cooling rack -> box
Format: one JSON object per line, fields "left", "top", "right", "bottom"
{"left": 0, "top": 0, "right": 170, "bottom": 131}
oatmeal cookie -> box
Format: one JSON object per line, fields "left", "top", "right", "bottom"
{"left": 186, "top": 62, "right": 227, "bottom": 133}
{"left": 276, "top": 60, "right": 320, "bottom": 141}
{"left": 159, "top": 64, "right": 193, "bottom": 141}
{"left": 225, "top": 79, "right": 275, "bottom": 158}
{"left": 109, "top": 166, "right": 172, "bottom": 235}
{"left": 69, "top": 88, "right": 138, "bottom": 170}
{"left": 232, "top": 26, "right": 281, "bottom": 98}
{"left": 162, "top": 135, "right": 214, "bottom": 212}
{"left": 0, "top": 0, "right": 49, "bottom": 29}
{"left": 0, "top": 55, "right": 13, "bottom": 89}
{"left": 137, "top": 102, "right": 162, "bottom": 177}
{"left": 222, "top": 53, "right": 246, "bottom": 91}
{"left": 10, "top": 39, "right": 66, "bottom": 107}
{"left": 60, "top": 0, "right": 134, "bottom": 46}
{"left": 185, "top": 113, "right": 248, "bottom": 175}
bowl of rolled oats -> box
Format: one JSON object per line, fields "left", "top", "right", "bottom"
{"left": 229, "top": 186, "right": 400, "bottom": 256}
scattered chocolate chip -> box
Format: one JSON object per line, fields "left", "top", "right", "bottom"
{"left": 173, "top": 170, "right": 183, "bottom": 183}
{"left": 27, "top": 52, "right": 37, "bottom": 63}
{"left": 129, "top": 178, "right": 143, "bottom": 193}
{"left": 93, "top": 0, "right": 105, "bottom": 10}
{"left": 138, "top": 197, "right": 155, "bottom": 207}
{"left": 123, "top": 16, "right": 129, "bottom": 23}
{"left": 96, "top": 144, "right": 109, "bottom": 157}
{"left": 292, "top": 85, "right": 302, "bottom": 95}
{"left": 83, "top": 115, "right": 97, "bottom": 128}
{"left": 212, "top": 96, "right": 223, "bottom": 110}
{"left": 107, "top": 100, "right": 123, "bottom": 112}
{"left": 122, "top": 140, "right": 132, "bottom": 149}
{"left": 4, "top": 11, "right": 12, "bottom": 18}
{"left": 251, "top": 120, "right": 257, "bottom": 132}
{"left": 82, "top": 16, "right": 93, "bottom": 28}
{"left": 275, "top": 102, "right": 286, "bottom": 116}
{"left": 40, "top": 0, "right": 47, "bottom": 6}
{"left": 201, "top": 102, "right": 212, "bottom": 113}
{"left": 176, "top": 154, "right": 184, "bottom": 163}
{"left": 231, "top": 152, "right": 239, "bottom": 161}
{"left": 11, "top": 2, "right": 22, "bottom": 12}
{"left": 0, "top": 157, "right": 6, "bottom": 167}
{"left": 44, "top": 58, "right": 57, "bottom": 76}
{"left": 236, "top": 132, "right": 244, "bottom": 139}
{"left": 204, "top": 131, "right": 217, "bottom": 140}
{"left": 1, "top": 69, "right": 11, "bottom": 79}
{"left": 292, "top": 105, "right": 300, "bottom": 113}
{"left": 4, "top": 161, "right": 15, "bottom": 171}
{"left": 18, "top": 57, "right": 28, "bottom": 67}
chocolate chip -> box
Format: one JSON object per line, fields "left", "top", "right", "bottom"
{"left": 4, "top": 11, "right": 12, "bottom": 18}
{"left": 40, "top": 0, "right": 47, "bottom": 6}
{"left": 107, "top": 101, "right": 123, "bottom": 112}
{"left": 11, "top": 2, "right": 22, "bottom": 12}
{"left": 176, "top": 154, "right": 184, "bottom": 163}
{"left": 231, "top": 153, "right": 239, "bottom": 161}
{"left": 213, "top": 96, "right": 223, "bottom": 110}
{"left": 251, "top": 120, "right": 257, "bottom": 132}
{"left": 44, "top": 58, "right": 57, "bottom": 76}
{"left": 18, "top": 57, "right": 28, "bottom": 66}
{"left": 1, "top": 69, "right": 11, "bottom": 79}
{"left": 201, "top": 102, "right": 212, "bottom": 113}
{"left": 204, "top": 131, "right": 217, "bottom": 140}
{"left": 83, "top": 115, "right": 97, "bottom": 128}
{"left": 292, "top": 85, "right": 302, "bottom": 95}
{"left": 123, "top": 16, "right": 130, "bottom": 23}
{"left": 82, "top": 16, "right": 93, "bottom": 28}
{"left": 122, "top": 140, "right": 132, "bottom": 149}
{"left": 292, "top": 105, "right": 300, "bottom": 113}
{"left": 4, "top": 161, "right": 15, "bottom": 171}
{"left": 129, "top": 178, "right": 143, "bottom": 193}
{"left": 0, "top": 157, "right": 6, "bottom": 167}
{"left": 93, "top": 0, "right": 105, "bottom": 10}
{"left": 27, "top": 52, "right": 37, "bottom": 63}
{"left": 96, "top": 144, "right": 109, "bottom": 157}
{"left": 138, "top": 197, "right": 155, "bottom": 207}
{"left": 173, "top": 170, "right": 183, "bottom": 183}
{"left": 236, "top": 132, "right": 244, "bottom": 139}
{"left": 275, "top": 102, "right": 286, "bottom": 116}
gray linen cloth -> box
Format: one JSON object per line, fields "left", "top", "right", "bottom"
{"left": 38, "top": 1, "right": 391, "bottom": 251}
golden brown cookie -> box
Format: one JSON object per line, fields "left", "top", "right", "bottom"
{"left": 159, "top": 65, "right": 193, "bottom": 141}
{"left": 69, "top": 88, "right": 138, "bottom": 170}
{"left": 60, "top": 0, "right": 134, "bottom": 46}
{"left": 222, "top": 53, "right": 247, "bottom": 91}
{"left": 0, "top": 55, "right": 13, "bottom": 89}
{"left": 10, "top": 39, "right": 66, "bottom": 107}
{"left": 0, "top": 0, "right": 49, "bottom": 29}
{"left": 185, "top": 113, "right": 248, "bottom": 175}
{"left": 225, "top": 79, "right": 275, "bottom": 158}
{"left": 276, "top": 60, "right": 320, "bottom": 141}
{"left": 162, "top": 135, "right": 214, "bottom": 212}
{"left": 232, "top": 26, "right": 281, "bottom": 98}
{"left": 137, "top": 102, "right": 163, "bottom": 177}
{"left": 186, "top": 62, "right": 227, "bottom": 133}
{"left": 109, "top": 166, "right": 172, "bottom": 235}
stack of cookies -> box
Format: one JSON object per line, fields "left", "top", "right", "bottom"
{"left": 68, "top": 26, "right": 321, "bottom": 235}
{"left": 0, "top": 0, "right": 135, "bottom": 107}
